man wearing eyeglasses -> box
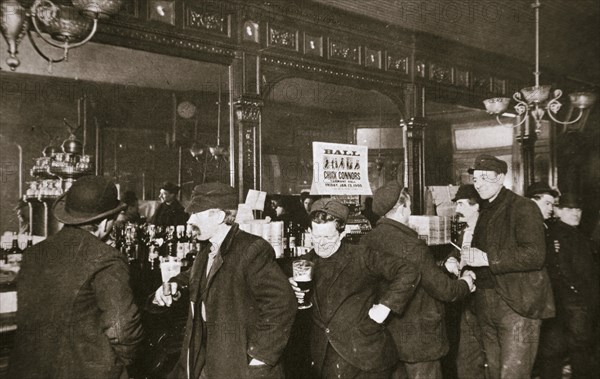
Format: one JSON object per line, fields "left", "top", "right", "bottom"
{"left": 464, "top": 155, "right": 555, "bottom": 379}
{"left": 289, "top": 198, "right": 420, "bottom": 378}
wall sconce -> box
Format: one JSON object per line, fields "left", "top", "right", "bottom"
{"left": 0, "top": 0, "right": 123, "bottom": 71}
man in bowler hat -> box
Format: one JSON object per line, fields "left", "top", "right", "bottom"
{"left": 152, "top": 183, "right": 297, "bottom": 379}
{"left": 361, "top": 183, "right": 476, "bottom": 379}
{"left": 289, "top": 198, "right": 421, "bottom": 378}
{"left": 8, "top": 176, "right": 143, "bottom": 379}
{"left": 464, "top": 155, "right": 555, "bottom": 379}
{"left": 149, "top": 181, "right": 189, "bottom": 226}
{"left": 536, "top": 193, "right": 599, "bottom": 379}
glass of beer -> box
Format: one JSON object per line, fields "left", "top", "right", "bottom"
{"left": 292, "top": 259, "right": 314, "bottom": 309}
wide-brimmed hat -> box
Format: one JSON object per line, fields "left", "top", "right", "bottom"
{"left": 185, "top": 182, "right": 238, "bottom": 214}
{"left": 468, "top": 154, "right": 508, "bottom": 174}
{"left": 53, "top": 176, "right": 126, "bottom": 225}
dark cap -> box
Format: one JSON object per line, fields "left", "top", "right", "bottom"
{"left": 452, "top": 184, "right": 481, "bottom": 202}
{"left": 372, "top": 181, "right": 402, "bottom": 216}
{"left": 160, "top": 181, "right": 180, "bottom": 194}
{"left": 468, "top": 154, "right": 508, "bottom": 174}
{"left": 556, "top": 193, "right": 582, "bottom": 209}
{"left": 53, "top": 175, "right": 126, "bottom": 225}
{"left": 526, "top": 182, "right": 559, "bottom": 198}
{"left": 185, "top": 182, "right": 238, "bottom": 214}
{"left": 310, "top": 198, "right": 349, "bottom": 223}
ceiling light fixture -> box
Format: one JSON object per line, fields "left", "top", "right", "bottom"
{"left": 0, "top": 0, "right": 123, "bottom": 71}
{"left": 483, "top": 0, "right": 597, "bottom": 134}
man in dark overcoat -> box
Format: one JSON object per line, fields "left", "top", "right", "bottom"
{"left": 152, "top": 183, "right": 297, "bottom": 379}
{"left": 537, "top": 193, "right": 599, "bottom": 379}
{"left": 361, "top": 183, "right": 476, "bottom": 379}
{"left": 289, "top": 198, "right": 421, "bottom": 378}
{"left": 463, "top": 155, "right": 555, "bottom": 379}
{"left": 8, "top": 176, "right": 143, "bottom": 379}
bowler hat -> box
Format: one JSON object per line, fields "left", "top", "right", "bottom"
{"left": 526, "top": 182, "right": 559, "bottom": 198}
{"left": 185, "top": 182, "right": 238, "bottom": 214}
{"left": 160, "top": 181, "right": 180, "bottom": 194}
{"left": 557, "top": 193, "right": 582, "bottom": 209}
{"left": 452, "top": 184, "right": 481, "bottom": 202}
{"left": 310, "top": 198, "right": 349, "bottom": 223}
{"left": 468, "top": 155, "right": 508, "bottom": 174}
{"left": 372, "top": 181, "right": 402, "bottom": 216}
{"left": 53, "top": 176, "right": 126, "bottom": 225}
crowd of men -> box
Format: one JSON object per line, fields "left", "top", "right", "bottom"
{"left": 7, "top": 154, "right": 599, "bottom": 379}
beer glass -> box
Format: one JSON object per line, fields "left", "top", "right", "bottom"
{"left": 292, "top": 259, "right": 314, "bottom": 309}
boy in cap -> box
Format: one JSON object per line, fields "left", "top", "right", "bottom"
{"left": 361, "top": 182, "right": 476, "bottom": 379}
{"left": 9, "top": 176, "right": 143, "bottom": 379}
{"left": 526, "top": 182, "right": 559, "bottom": 222}
{"left": 289, "top": 198, "right": 420, "bottom": 378}
{"left": 466, "top": 155, "right": 554, "bottom": 379}
{"left": 152, "top": 183, "right": 297, "bottom": 379}
{"left": 537, "top": 194, "right": 599, "bottom": 379}
{"left": 149, "top": 181, "right": 189, "bottom": 226}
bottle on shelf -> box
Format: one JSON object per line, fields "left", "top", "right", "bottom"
{"left": 6, "top": 232, "right": 23, "bottom": 264}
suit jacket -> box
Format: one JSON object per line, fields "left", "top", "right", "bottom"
{"left": 361, "top": 218, "right": 470, "bottom": 362}
{"left": 8, "top": 226, "right": 143, "bottom": 379}
{"left": 166, "top": 224, "right": 297, "bottom": 379}
{"left": 472, "top": 188, "right": 555, "bottom": 319}
{"left": 304, "top": 242, "right": 420, "bottom": 373}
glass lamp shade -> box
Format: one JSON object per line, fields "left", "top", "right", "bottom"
{"left": 569, "top": 92, "right": 597, "bottom": 109}
{"left": 483, "top": 97, "right": 511, "bottom": 115}
{"left": 72, "top": 0, "right": 123, "bottom": 19}
{"left": 35, "top": 3, "right": 93, "bottom": 42}
{"left": 520, "top": 85, "right": 551, "bottom": 104}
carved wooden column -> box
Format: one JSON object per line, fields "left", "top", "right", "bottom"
{"left": 403, "top": 117, "right": 427, "bottom": 215}
{"left": 515, "top": 115, "right": 537, "bottom": 194}
{"left": 233, "top": 96, "right": 263, "bottom": 200}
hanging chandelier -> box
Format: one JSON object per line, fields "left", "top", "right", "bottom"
{"left": 483, "top": 0, "right": 597, "bottom": 134}
{"left": 0, "top": 0, "right": 123, "bottom": 71}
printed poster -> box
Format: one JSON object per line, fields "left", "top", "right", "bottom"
{"left": 310, "top": 142, "right": 372, "bottom": 195}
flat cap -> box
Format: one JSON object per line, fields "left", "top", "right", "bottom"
{"left": 556, "top": 193, "right": 582, "bottom": 209}
{"left": 310, "top": 198, "right": 349, "bottom": 223}
{"left": 372, "top": 181, "right": 402, "bottom": 216}
{"left": 452, "top": 184, "right": 481, "bottom": 202}
{"left": 468, "top": 154, "right": 508, "bottom": 175}
{"left": 526, "top": 182, "right": 559, "bottom": 198}
{"left": 185, "top": 182, "right": 238, "bottom": 214}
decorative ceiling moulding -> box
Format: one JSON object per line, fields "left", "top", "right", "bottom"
{"left": 97, "top": 24, "right": 236, "bottom": 60}
{"left": 184, "top": 4, "right": 231, "bottom": 37}
{"left": 260, "top": 56, "right": 404, "bottom": 89}
{"left": 266, "top": 24, "right": 298, "bottom": 51}
{"left": 429, "top": 63, "right": 454, "bottom": 85}
{"left": 303, "top": 33, "right": 323, "bottom": 57}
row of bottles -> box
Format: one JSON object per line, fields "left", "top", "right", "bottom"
{"left": 283, "top": 221, "right": 311, "bottom": 258}
{"left": 0, "top": 232, "right": 33, "bottom": 265}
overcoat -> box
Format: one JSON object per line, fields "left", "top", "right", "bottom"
{"left": 8, "top": 226, "right": 143, "bottom": 379}
{"left": 472, "top": 188, "right": 555, "bottom": 319}
{"left": 361, "top": 218, "right": 470, "bottom": 362}
{"left": 303, "top": 242, "right": 420, "bottom": 374}
{"left": 149, "top": 200, "right": 189, "bottom": 226}
{"left": 166, "top": 224, "right": 297, "bottom": 379}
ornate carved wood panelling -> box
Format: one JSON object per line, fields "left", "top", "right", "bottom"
{"left": 364, "top": 47, "right": 382, "bottom": 69}
{"left": 328, "top": 39, "right": 360, "bottom": 64}
{"left": 491, "top": 77, "right": 507, "bottom": 96}
{"left": 121, "top": 0, "right": 139, "bottom": 18}
{"left": 386, "top": 53, "right": 409, "bottom": 75}
{"left": 429, "top": 63, "right": 453, "bottom": 84}
{"left": 148, "top": 1, "right": 176, "bottom": 26}
{"left": 185, "top": 5, "right": 230, "bottom": 37}
{"left": 267, "top": 25, "right": 298, "bottom": 51}
{"left": 304, "top": 34, "right": 323, "bottom": 56}
{"left": 415, "top": 60, "right": 426, "bottom": 78}
{"left": 455, "top": 68, "right": 470, "bottom": 88}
